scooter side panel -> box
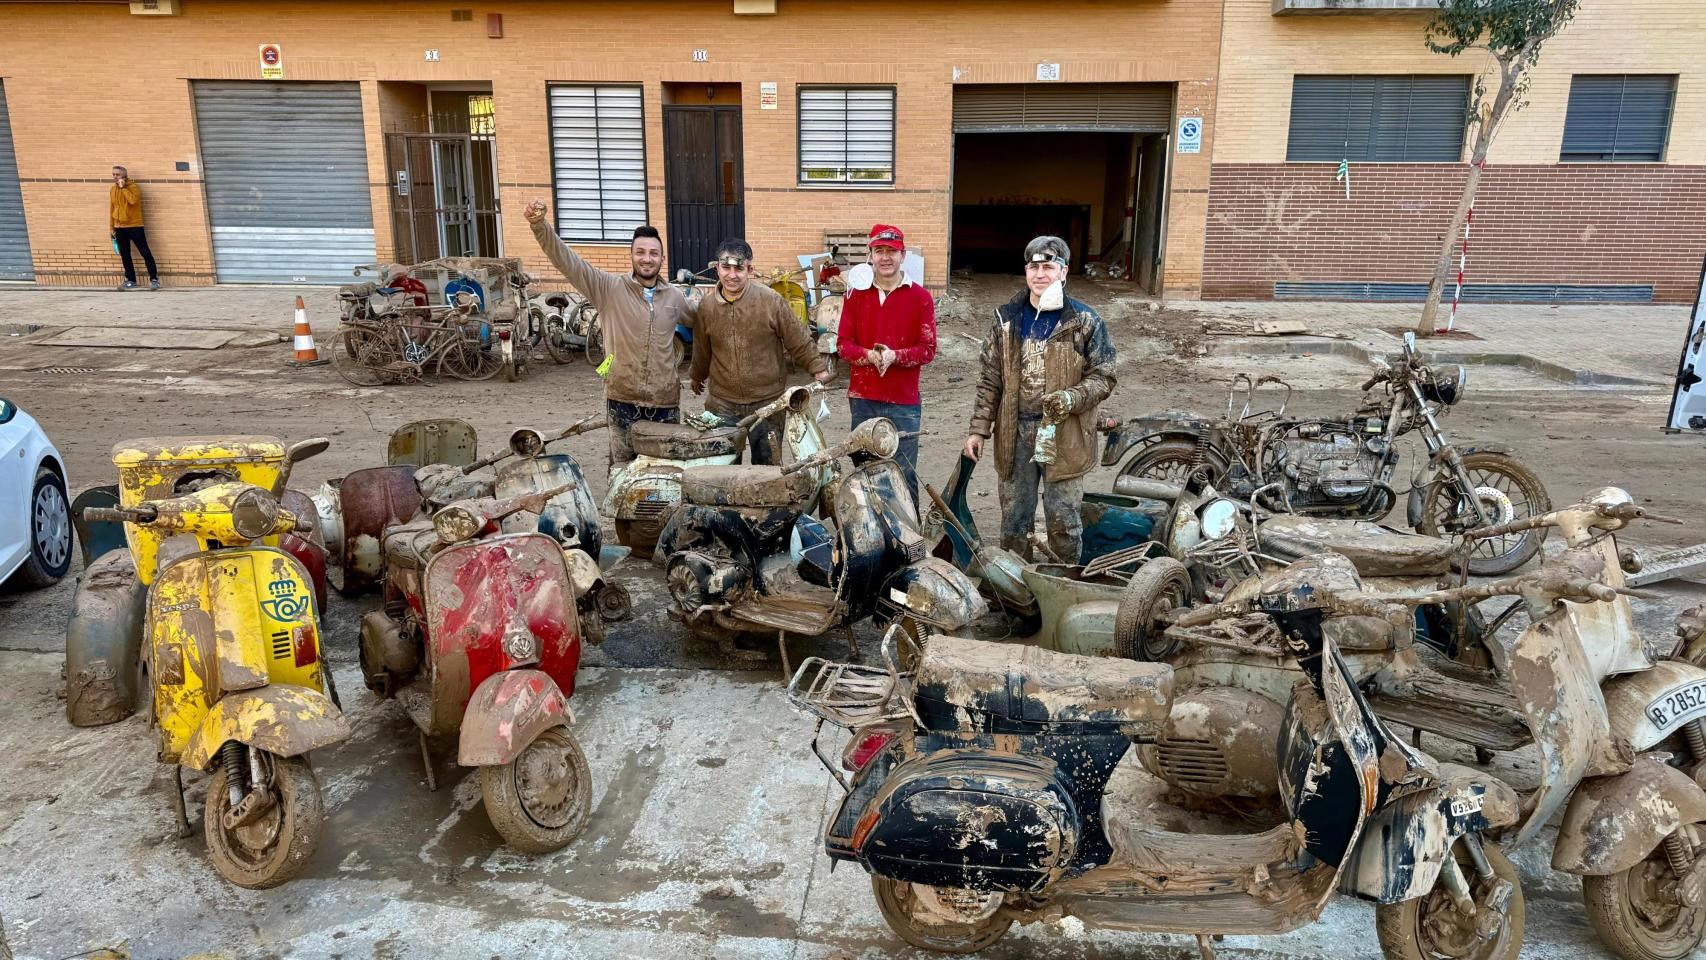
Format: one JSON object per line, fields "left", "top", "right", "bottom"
{"left": 338, "top": 466, "right": 422, "bottom": 593}
{"left": 1340, "top": 766, "right": 1519, "bottom": 903}
{"left": 150, "top": 547, "right": 322, "bottom": 763}
{"left": 179, "top": 684, "right": 348, "bottom": 772}
{"left": 424, "top": 533, "right": 581, "bottom": 737}
{"left": 457, "top": 669, "right": 573, "bottom": 767}
{"left": 65, "top": 550, "right": 147, "bottom": 727}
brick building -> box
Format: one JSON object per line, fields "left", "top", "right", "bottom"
{"left": 0, "top": 0, "right": 1699, "bottom": 303}
{"left": 0, "top": 0, "right": 1222, "bottom": 295}
{"left": 1208, "top": 0, "right": 1706, "bottom": 304}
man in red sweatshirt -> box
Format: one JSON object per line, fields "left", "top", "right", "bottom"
{"left": 836, "top": 224, "right": 936, "bottom": 501}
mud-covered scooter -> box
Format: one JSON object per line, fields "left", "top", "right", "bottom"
{"left": 787, "top": 558, "right": 1523, "bottom": 959}
{"left": 658, "top": 415, "right": 985, "bottom": 667}
{"left": 70, "top": 437, "right": 348, "bottom": 889}
{"left": 359, "top": 482, "right": 594, "bottom": 853}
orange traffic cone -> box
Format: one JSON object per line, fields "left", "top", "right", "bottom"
{"left": 287, "top": 295, "right": 328, "bottom": 367}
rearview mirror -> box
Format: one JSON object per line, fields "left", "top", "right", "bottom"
{"left": 286, "top": 438, "right": 331, "bottom": 464}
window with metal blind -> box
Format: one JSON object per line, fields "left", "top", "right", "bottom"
{"left": 547, "top": 84, "right": 647, "bottom": 242}
{"left": 1286, "top": 75, "right": 1469, "bottom": 162}
{"left": 1561, "top": 75, "right": 1676, "bottom": 162}
{"left": 798, "top": 87, "right": 895, "bottom": 185}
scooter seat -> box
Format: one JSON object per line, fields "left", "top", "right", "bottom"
{"left": 1259, "top": 515, "right": 1454, "bottom": 577}
{"left": 381, "top": 518, "right": 438, "bottom": 571}
{"left": 630, "top": 421, "right": 742, "bottom": 460}
{"left": 681, "top": 465, "right": 817, "bottom": 508}
{"left": 915, "top": 633, "right": 1173, "bottom": 729}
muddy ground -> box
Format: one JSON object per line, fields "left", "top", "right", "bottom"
{"left": 0, "top": 276, "right": 1703, "bottom": 959}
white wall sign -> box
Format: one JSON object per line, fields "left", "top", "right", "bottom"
{"left": 1036, "top": 62, "right": 1060, "bottom": 82}
{"left": 258, "top": 43, "right": 283, "bottom": 80}
{"left": 760, "top": 82, "right": 778, "bottom": 109}
{"left": 424, "top": 49, "right": 440, "bottom": 62}
{"left": 1177, "top": 116, "right": 1203, "bottom": 154}
{"left": 692, "top": 49, "right": 709, "bottom": 62}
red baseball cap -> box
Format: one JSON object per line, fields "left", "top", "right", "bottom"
{"left": 868, "top": 224, "right": 905, "bottom": 252}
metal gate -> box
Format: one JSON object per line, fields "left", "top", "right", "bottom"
{"left": 192, "top": 81, "right": 374, "bottom": 283}
{"left": 663, "top": 105, "right": 743, "bottom": 276}
{"left": 951, "top": 83, "right": 1173, "bottom": 133}
{"left": 385, "top": 132, "right": 501, "bottom": 263}
{"left": 0, "top": 83, "right": 32, "bottom": 281}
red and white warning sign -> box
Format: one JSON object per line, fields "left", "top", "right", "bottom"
{"left": 258, "top": 43, "right": 284, "bottom": 80}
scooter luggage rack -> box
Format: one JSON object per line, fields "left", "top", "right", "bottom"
{"left": 784, "top": 624, "right": 920, "bottom": 730}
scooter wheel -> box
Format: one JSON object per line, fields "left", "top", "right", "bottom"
{"left": 1582, "top": 831, "right": 1706, "bottom": 960}
{"left": 203, "top": 753, "right": 324, "bottom": 890}
{"left": 1114, "top": 558, "right": 1192, "bottom": 662}
{"left": 871, "top": 876, "right": 1011, "bottom": 954}
{"left": 480, "top": 725, "right": 592, "bottom": 854}
{"left": 596, "top": 582, "right": 633, "bottom": 623}
{"left": 1375, "top": 841, "right": 1523, "bottom": 960}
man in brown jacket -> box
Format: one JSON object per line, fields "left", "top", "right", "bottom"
{"left": 963, "top": 235, "right": 1116, "bottom": 562}
{"left": 525, "top": 200, "right": 693, "bottom": 470}
{"left": 691, "top": 238, "right": 831, "bottom": 465}
{"left": 109, "top": 165, "right": 159, "bottom": 290}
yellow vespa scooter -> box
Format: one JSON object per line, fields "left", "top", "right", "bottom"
{"left": 83, "top": 438, "right": 349, "bottom": 889}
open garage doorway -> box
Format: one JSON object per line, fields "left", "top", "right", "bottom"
{"left": 949, "top": 84, "right": 1172, "bottom": 293}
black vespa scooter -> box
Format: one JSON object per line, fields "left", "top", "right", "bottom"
{"left": 656, "top": 418, "right": 986, "bottom": 669}
{"left": 787, "top": 553, "right": 1524, "bottom": 959}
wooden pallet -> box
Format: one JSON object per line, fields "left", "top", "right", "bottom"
{"left": 824, "top": 231, "right": 870, "bottom": 265}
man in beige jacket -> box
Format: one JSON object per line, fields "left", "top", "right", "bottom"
{"left": 525, "top": 200, "right": 693, "bottom": 469}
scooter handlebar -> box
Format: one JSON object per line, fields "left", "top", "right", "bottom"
{"left": 84, "top": 505, "right": 149, "bottom": 524}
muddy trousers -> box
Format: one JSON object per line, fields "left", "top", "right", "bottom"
{"left": 998, "top": 417, "right": 1084, "bottom": 563}
{"left": 607, "top": 400, "right": 679, "bottom": 472}
{"left": 706, "top": 396, "right": 785, "bottom": 466}
{"left": 849, "top": 397, "right": 920, "bottom": 505}
{"left": 113, "top": 226, "right": 157, "bottom": 283}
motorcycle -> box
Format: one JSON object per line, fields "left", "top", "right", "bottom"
{"left": 604, "top": 385, "right": 829, "bottom": 556}
{"left": 657, "top": 416, "right": 985, "bottom": 668}
{"left": 785, "top": 566, "right": 1524, "bottom": 959}
{"left": 70, "top": 437, "right": 348, "bottom": 889}
{"left": 1102, "top": 331, "right": 1551, "bottom": 575}
{"left": 358, "top": 483, "right": 594, "bottom": 853}
{"left": 1132, "top": 488, "right": 1706, "bottom": 960}
{"left": 532, "top": 290, "right": 602, "bottom": 367}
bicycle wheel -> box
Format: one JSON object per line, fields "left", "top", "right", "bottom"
{"left": 331, "top": 329, "right": 395, "bottom": 387}
{"left": 439, "top": 331, "right": 504, "bottom": 382}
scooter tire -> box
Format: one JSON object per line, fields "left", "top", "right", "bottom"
{"left": 1581, "top": 830, "right": 1706, "bottom": 960}
{"left": 479, "top": 725, "right": 593, "bottom": 855}
{"left": 1114, "top": 558, "right": 1192, "bottom": 662}
{"left": 203, "top": 752, "right": 324, "bottom": 890}
{"left": 1375, "top": 841, "right": 1523, "bottom": 960}
{"left": 871, "top": 876, "right": 1011, "bottom": 954}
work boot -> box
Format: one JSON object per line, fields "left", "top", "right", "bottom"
{"left": 149, "top": 278, "right": 161, "bottom": 291}
{"left": 119, "top": 279, "right": 136, "bottom": 290}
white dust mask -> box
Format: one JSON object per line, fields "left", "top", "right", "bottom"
{"left": 1038, "top": 279, "right": 1065, "bottom": 311}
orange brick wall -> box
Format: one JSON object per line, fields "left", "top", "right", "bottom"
{"left": 0, "top": 0, "right": 1221, "bottom": 293}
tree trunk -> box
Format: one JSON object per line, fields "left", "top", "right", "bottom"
{"left": 1417, "top": 61, "right": 1517, "bottom": 337}
{"left": 1417, "top": 160, "right": 1485, "bottom": 335}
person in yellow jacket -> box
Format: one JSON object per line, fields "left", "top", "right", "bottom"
{"left": 109, "top": 165, "right": 158, "bottom": 290}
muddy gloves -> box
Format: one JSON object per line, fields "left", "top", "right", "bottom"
{"left": 523, "top": 200, "right": 548, "bottom": 224}
{"left": 1041, "top": 390, "right": 1076, "bottom": 423}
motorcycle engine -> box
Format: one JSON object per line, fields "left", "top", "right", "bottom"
{"left": 1273, "top": 422, "right": 1388, "bottom": 505}
{"left": 665, "top": 550, "right": 748, "bottom": 614}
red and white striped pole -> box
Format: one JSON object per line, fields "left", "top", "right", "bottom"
{"left": 1445, "top": 206, "right": 1473, "bottom": 334}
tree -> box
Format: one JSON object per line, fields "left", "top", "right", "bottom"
{"left": 1416, "top": 0, "right": 1579, "bottom": 336}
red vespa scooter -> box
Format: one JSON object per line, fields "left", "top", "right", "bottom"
{"left": 359, "top": 483, "right": 593, "bottom": 853}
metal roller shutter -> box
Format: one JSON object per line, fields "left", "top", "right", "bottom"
{"left": 547, "top": 84, "right": 647, "bottom": 243}
{"left": 952, "top": 83, "right": 1172, "bottom": 133}
{"left": 0, "top": 83, "right": 32, "bottom": 281}
{"left": 1561, "top": 75, "right": 1676, "bottom": 162}
{"left": 192, "top": 81, "right": 374, "bottom": 283}
{"left": 1286, "top": 75, "right": 1468, "bottom": 162}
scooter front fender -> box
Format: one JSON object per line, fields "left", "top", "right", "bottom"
{"left": 1405, "top": 442, "right": 1515, "bottom": 529}
{"left": 65, "top": 551, "right": 147, "bottom": 727}
{"left": 458, "top": 669, "right": 574, "bottom": 767}
{"left": 1603, "top": 660, "right": 1706, "bottom": 754}
{"left": 1342, "top": 764, "right": 1521, "bottom": 903}
{"left": 1553, "top": 755, "right": 1706, "bottom": 876}
{"left": 181, "top": 685, "right": 350, "bottom": 772}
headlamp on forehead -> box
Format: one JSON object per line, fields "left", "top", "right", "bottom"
{"left": 713, "top": 255, "right": 750, "bottom": 269}
{"left": 1027, "top": 253, "right": 1068, "bottom": 268}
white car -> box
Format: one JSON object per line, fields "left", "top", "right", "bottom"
{"left": 0, "top": 398, "right": 73, "bottom": 588}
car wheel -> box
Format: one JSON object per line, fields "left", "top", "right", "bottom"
{"left": 15, "top": 468, "right": 73, "bottom": 587}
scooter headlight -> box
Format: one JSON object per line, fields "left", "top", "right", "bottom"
{"left": 434, "top": 505, "right": 484, "bottom": 544}
{"left": 231, "top": 488, "right": 282, "bottom": 540}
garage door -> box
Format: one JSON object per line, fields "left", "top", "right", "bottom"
{"left": 193, "top": 81, "right": 374, "bottom": 283}
{"left": 0, "top": 83, "right": 32, "bottom": 281}
{"left": 952, "top": 83, "right": 1173, "bottom": 134}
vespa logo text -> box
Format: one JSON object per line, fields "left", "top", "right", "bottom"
{"left": 259, "top": 576, "right": 311, "bottom": 622}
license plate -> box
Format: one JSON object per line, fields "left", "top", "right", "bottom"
{"left": 1646, "top": 680, "right": 1706, "bottom": 733}
{"left": 1450, "top": 794, "right": 1483, "bottom": 818}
